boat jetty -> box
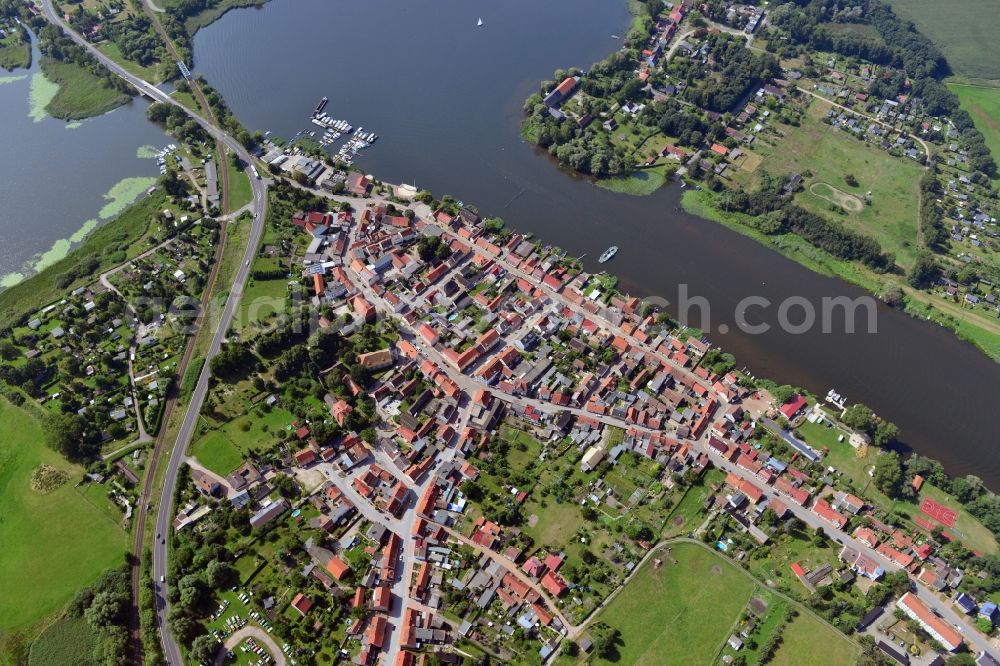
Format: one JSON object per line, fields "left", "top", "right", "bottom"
{"left": 154, "top": 143, "right": 178, "bottom": 175}
{"left": 306, "top": 96, "right": 379, "bottom": 166}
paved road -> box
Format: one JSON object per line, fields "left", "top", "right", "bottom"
{"left": 36, "top": 4, "right": 269, "bottom": 664}
{"left": 331, "top": 189, "right": 1000, "bottom": 661}
{"left": 151, "top": 182, "right": 267, "bottom": 665}
{"left": 699, "top": 442, "right": 1000, "bottom": 659}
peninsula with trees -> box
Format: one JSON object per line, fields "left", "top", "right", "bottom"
{"left": 522, "top": 0, "right": 1000, "bottom": 365}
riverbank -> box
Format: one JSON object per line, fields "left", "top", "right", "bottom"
{"left": 0, "top": 34, "right": 30, "bottom": 71}
{"left": 183, "top": 0, "right": 267, "bottom": 37}
{"left": 38, "top": 57, "right": 129, "bottom": 120}
{"left": 681, "top": 188, "right": 1000, "bottom": 363}
{"left": 0, "top": 190, "right": 165, "bottom": 330}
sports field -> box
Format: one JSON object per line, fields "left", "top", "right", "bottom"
{"left": 0, "top": 399, "right": 127, "bottom": 631}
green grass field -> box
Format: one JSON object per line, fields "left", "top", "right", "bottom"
{"left": 193, "top": 406, "right": 297, "bottom": 475}
{"left": 228, "top": 165, "right": 254, "bottom": 210}
{"left": 948, "top": 83, "right": 1000, "bottom": 179}
{"left": 586, "top": 542, "right": 754, "bottom": 665}
{"left": 595, "top": 166, "right": 671, "bottom": 196}
{"left": 38, "top": 57, "right": 129, "bottom": 121}
{"left": 755, "top": 99, "right": 925, "bottom": 268}
{"left": 191, "top": 429, "right": 244, "bottom": 476}
{"left": 884, "top": 0, "right": 1000, "bottom": 83}
{"left": 26, "top": 615, "right": 97, "bottom": 666}
{"left": 0, "top": 39, "right": 30, "bottom": 72}
{"left": 236, "top": 277, "right": 289, "bottom": 332}
{"left": 662, "top": 467, "right": 725, "bottom": 536}
{"left": 769, "top": 611, "right": 858, "bottom": 666}
{"left": 907, "top": 484, "right": 997, "bottom": 555}
{"left": 0, "top": 399, "right": 127, "bottom": 632}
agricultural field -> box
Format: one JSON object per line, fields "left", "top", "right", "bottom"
{"left": 745, "top": 98, "right": 925, "bottom": 268}
{"left": 769, "top": 611, "right": 858, "bottom": 666}
{"left": 948, "top": 83, "right": 1000, "bottom": 180}
{"left": 884, "top": 0, "right": 1000, "bottom": 84}
{"left": 26, "top": 615, "right": 97, "bottom": 666}
{"left": 0, "top": 399, "right": 127, "bottom": 632}
{"left": 583, "top": 542, "right": 754, "bottom": 665}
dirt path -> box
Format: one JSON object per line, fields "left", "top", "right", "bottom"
{"left": 797, "top": 87, "right": 932, "bottom": 161}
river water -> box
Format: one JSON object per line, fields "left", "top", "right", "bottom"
{"left": 0, "top": 33, "right": 169, "bottom": 287}
{"left": 192, "top": 0, "right": 1000, "bottom": 486}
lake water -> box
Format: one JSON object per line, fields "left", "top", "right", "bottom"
{"left": 190, "top": 0, "right": 1000, "bottom": 487}
{"left": 0, "top": 33, "right": 169, "bottom": 287}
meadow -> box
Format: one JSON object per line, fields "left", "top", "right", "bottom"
{"left": 769, "top": 611, "right": 858, "bottom": 666}
{"left": 750, "top": 98, "right": 924, "bottom": 268}
{"left": 587, "top": 542, "right": 754, "bottom": 665}
{"left": 0, "top": 399, "right": 127, "bottom": 632}
{"left": 38, "top": 58, "right": 129, "bottom": 121}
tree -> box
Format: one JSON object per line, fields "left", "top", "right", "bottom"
{"left": 84, "top": 590, "right": 125, "bottom": 628}
{"left": 873, "top": 452, "right": 904, "bottom": 498}
{"left": 874, "top": 420, "right": 900, "bottom": 447}
{"left": 205, "top": 560, "right": 236, "bottom": 589}
{"left": 772, "top": 384, "right": 796, "bottom": 404}
{"left": 167, "top": 611, "right": 198, "bottom": 644}
{"left": 842, "top": 403, "right": 875, "bottom": 433}
{"left": 588, "top": 622, "right": 622, "bottom": 660}
{"left": 46, "top": 411, "right": 95, "bottom": 460}
{"left": 907, "top": 251, "right": 939, "bottom": 288}
{"left": 190, "top": 635, "right": 221, "bottom": 664}
{"left": 844, "top": 173, "right": 859, "bottom": 187}
{"left": 274, "top": 474, "right": 300, "bottom": 500}
{"left": 0, "top": 340, "right": 19, "bottom": 361}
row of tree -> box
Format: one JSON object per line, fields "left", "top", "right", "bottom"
{"left": 712, "top": 173, "right": 896, "bottom": 271}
